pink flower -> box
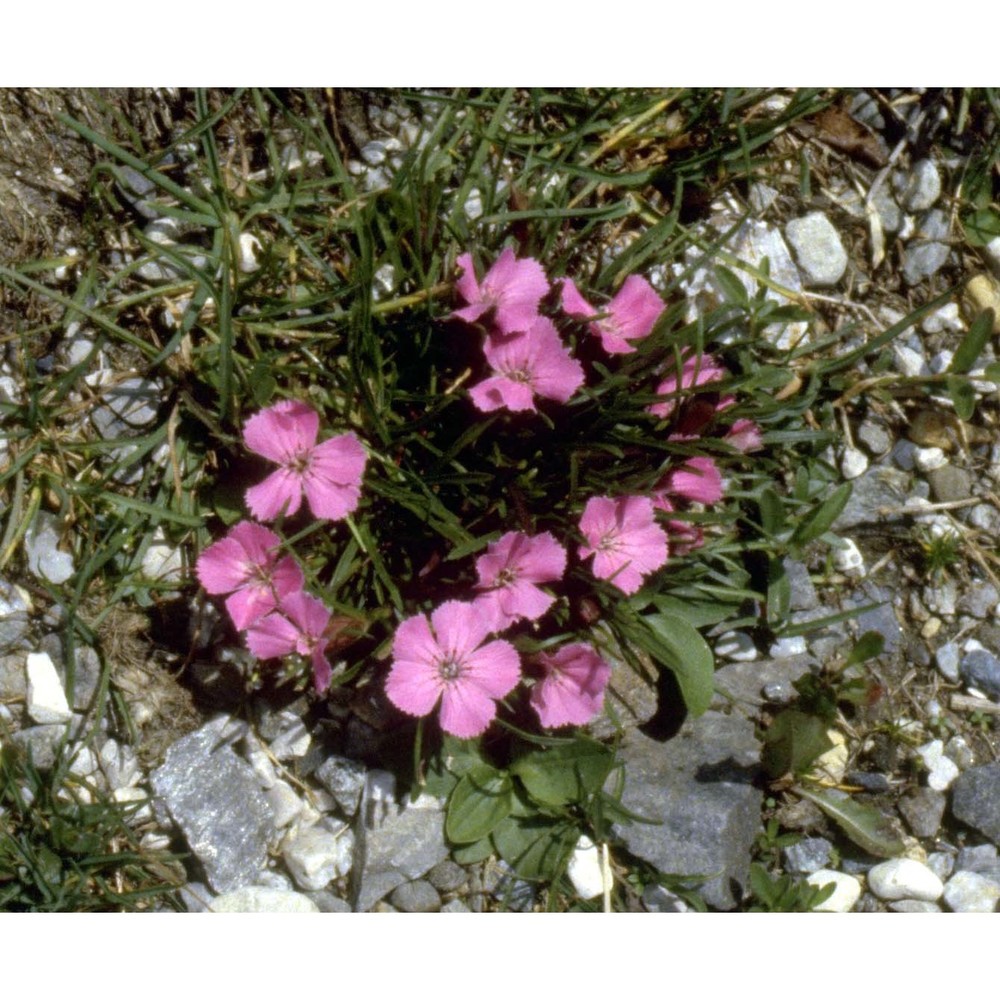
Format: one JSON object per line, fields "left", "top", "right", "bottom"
{"left": 453, "top": 248, "right": 550, "bottom": 334}
{"left": 473, "top": 531, "right": 567, "bottom": 631}
{"left": 561, "top": 275, "right": 664, "bottom": 354}
{"left": 661, "top": 456, "right": 724, "bottom": 505}
{"left": 196, "top": 521, "right": 304, "bottom": 630}
{"left": 243, "top": 401, "right": 367, "bottom": 522}
{"left": 245, "top": 590, "right": 334, "bottom": 693}
{"left": 648, "top": 352, "right": 727, "bottom": 419}
{"left": 725, "top": 418, "right": 764, "bottom": 453}
{"left": 469, "top": 317, "right": 584, "bottom": 413}
{"left": 578, "top": 495, "right": 669, "bottom": 595}
{"left": 385, "top": 600, "right": 521, "bottom": 739}
{"left": 530, "top": 643, "right": 612, "bottom": 728}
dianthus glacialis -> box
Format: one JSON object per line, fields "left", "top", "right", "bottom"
{"left": 244, "top": 400, "right": 367, "bottom": 522}
{"left": 453, "top": 248, "right": 550, "bottom": 335}
{"left": 578, "top": 495, "right": 669, "bottom": 596}
{"left": 386, "top": 601, "right": 521, "bottom": 739}
{"left": 561, "top": 275, "right": 664, "bottom": 355}
{"left": 530, "top": 643, "right": 611, "bottom": 728}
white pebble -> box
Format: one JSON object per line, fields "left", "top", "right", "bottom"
{"left": 943, "top": 871, "right": 1000, "bottom": 912}
{"left": 567, "top": 836, "right": 609, "bottom": 900}
{"left": 867, "top": 858, "right": 944, "bottom": 902}
{"left": 211, "top": 887, "right": 319, "bottom": 913}
{"left": 916, "top": 739, "right": 961, "bottom": 791}
{"left": 26, "top": 652, "right": 72, "bottom": 724}
{"left": 893, "top": 344, "right": 927, "bottom": 377}
{"left": 807, "top": 870, "right": 862, "bottom": 912}
{"left": 282, "top": 824, "right": 354, "bottom": 891}
{"left": 914, "top": 446, "right": 948, "bottom": 472}
{"left": 840, "top": 446, "right": 869, "bottom": 480}
{"left": 237, "top": 233, "right": 262, "bottom": 273}
{"left": 768, "top": 636, "right": 808, "bottom": 659}
{"left": 833, "top": 537, "right": 865, "bottom": 577}
{"left": 715, "top": 630, "right": 758, "bottom": 661}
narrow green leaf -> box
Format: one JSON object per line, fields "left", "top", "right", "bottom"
{"left": 949, "top": 309, "right": 995, "bottom": 374}
{"left": 444, "top": 765, "right": 512, "bottom": 844}
{"left": 946, "top": 375, "right": 976, "bottom": 421}
{"left": 789, "top": 482, "right": 852, "bottom": 547}
{"left": 758, "top": 487, "right": 785, "bottom": 536}
{"left": 762, "top": 710, "right": 835, "bottom": 779}
{"left": 845, "top": 630, "right": 885, "bottom": 667}
{"left": 796, "top": 785, "right": 905, "bottom": 858}
{"left": 638, "top": 612, "right": 715, "bottom": 717}
{"left": 766, "top": 557, "right": 791, "bottom": 627}
{"left": 714, "top": 265, "right": 748, "bottom": 306}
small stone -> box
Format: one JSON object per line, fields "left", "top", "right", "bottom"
{"left": 927, "top": 852, "right": 956, "bottom": 881}
{"left": 840, "top": 446, "right": 869, "bottom": 480}
{"left": 762, "top": 679, "right": 795, "bottom": 704}
{"left": 98, "top": 738, "right": 140, "bottom": 790}
{"left": 943, "top": 871, "right": 1000, "bottom": 912}
{"left": 901, "top": 160, "right": 941, "bottom": 212}
{"left": 24, "top": 512, "right": 74, "bottom": 585}
{"left": 867, "top": 858, "right": 944, "bottom": 901}
{"left": 811, "top": 729, "right": 848, "bottom": 784}
{"left": 210, "top": 887, "right": 319, "bottom": 912}
{"left": 641, "top": 885, "right": 691, "bottom": 912}
{"left": 951, "top": 763, "right": 1000, "bottom": 845}
{"left": 807, "top": 870, "right": 861, "bottom": 912}
{"left": 26, "top": 651, "right": 71, "bottom": 723}
{"left": 427, "top": 860, "right": 467, "bottom": 894}
{"left": 870, "top": 184, "right": 901, "bottom": 233}
{"left": 957, "top": 582, "right": 1000, "bottom": 620}
{"left": 898, "top": 787, "right": 946, "bottom": 839}
{"left": 237, "top": 233, "right": 262, "bottom": 273}
{"left": 784, "top": 212, "right": 848, "bottom": 286}
{"left": 785, "top": 559, "right": 819, "bottom": 611}
{"left": 749, "top": 182, "right": 779, "bottom": 215}
{"left": 282, "top": 824, "right": 354, "bottom": 891}
{"left": 768, "top": 636, "right": 807, "bottom": 659}
{"left": 833, "top": 537, "right": 865, "bottom": 577}
{"left": 969, "top": 504, "right": 1000, "bottom": 535}
{"left": 783, "top": 837, "right": 832, "bottom": 874}
{"left": 893, "top": 344, "right": 928, "bottom": 378}
{"left": 308, "top": 891, "right": 352, "bottom": 913}
{"left": 903, "top": 209, "right": 951, "bottom": 286}
{"left": 891, "top": 440, "right": 918, "bottom": 471}
{"left": 924, "top": 579, "right": 958, "bottom": 618}
{"left": 955, "top": 844, "right": 998, "bottom": 873}
{"left": 265, "top": 781, "right": 304, "bottom": 830}
{"left": 923, "top": 303, "right": 963, "bottom": 334}
{"left": 888, "top": 899, "right": 941, "bottom": 912}
{"left": 389, "top": 879, "right": 441, "bottom": 912}
{"left": 850, "top": 91, "right": 884, "bottom": 129}
{"left": 913, "top": 446, "right": 947, "bottom": 472}
{"left": 141, "top": 528, "right": 184, "bottom": 583}
{"left": 440, "top": 899, "right": 471, "bottom": 913}
{"left": 925, "top": 464, "right": 973, "bottom": 503}
{"left": 945, "top": 736, "right": 976, "bottom": 771}
{"left": 0, "top": 581, "right": 32, "bottom": 652}
{"left": 961, "top": 647, "right": 1000, "bottom": 700}
{"left": 845, "top": 771, "right": 892, "bottom": 793}
{"left": 856, "top": 420, "right": 893, "bottom": 456}
{"left": 916, "top": 739, "right": 960, "bottom": 792}
{"left": 715, "top": 630, "right": 757, "bottom": 661}
{"left": 314, "top": 755, "right": 367, "bottom": 817}
{"left": 268, "top": 712, "right": 312, "bottom": 760}
{"left": 567, "top": 835, "right": 608, "bottom": 900}
{"left": 360, "top": 141, "right": 386, "bottom": 166}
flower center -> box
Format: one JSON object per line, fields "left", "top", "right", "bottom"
{"left": 439, "top": 659, "right": 462, "bottom": 682}
{"left": 495, "top": 567, "right": 517, "bottom": 587}
{"left": 289, "top": 451, "right": 311, "bottom": 475}
{"left": 506, "top": 367, "right": 532, "bottom": 384}
{"left": 597, "top": 533, "right": 621, "bottom": 553}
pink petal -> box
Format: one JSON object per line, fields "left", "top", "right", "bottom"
{"left": 516, "top": 532, "right": 567, "bottom": 583}
{"left": 607, "top": 275, "right": 664, "bottom": 342}
{"left": 531, "top": 338, "right": 584, "bottom": 404}
{"left": 271, "top": 556, "right": 305, "bottom": 602}
{"left": 225, "top": 586, "right": 276, "bottom": 631}
{"left": 469, "top": 376, "right": 536, "bottom": 413}
{"left": 431, "top": 601, "right": 491, "bottom": 663}
{"left": 560, "top": 278, "right": 597, "bottom": 319}
{"left": 530, "top": 645, "right": 610, "bottom": 728}
{"left": 725, "top": 418, "right": 764, "bottom": 453}
{"left": 502, "top": 579, "right": 555, "bottom": 622}
{"left": 392, "top": 614, "right": 441, "bottom": 666}
{"left": 243, "top": 400, "right": 318, "bottom": 463}
{"left": 438, "top": 681, "right": 499, "bottom": 739}
{"left": 246, "top": 468, "right": 304, "bottom": 521}
{"left": 386, "top": 656, "right": 444, "bottom": 717}
{"left": 228, "top": 521, "right": 282, "bottom": 565}
{"left": 280, "top": 591, "right": 331, "bottom": 639}
{"left": 245, "top": 613, "right": 299, "bottom": 659}
{"left": 462, "top": 639, "right": 521, "bottom": 699}
{"left": 578, "top": 496, "right": 618, "bottom": 553}
{"left": 303, "top": 480, "right": 361, "bottom": 522}
{"left": 311, "top": 642, "right": 332, "bottom": 694}
{"left": 591, "top": 550, "right": 645, "bottom": 595}
{"left": 486, "top": 250, "right": 549, "bottom": 334}
{"left": 668, "top": 456, "right": 723, "bottom": 505}
{"left": 196, "top": 536, "right": 253, "bottom": 594}
{"left": 454, "top": 253, "right": 481, "bottom": 306}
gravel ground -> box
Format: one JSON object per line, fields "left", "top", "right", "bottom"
{"left": 2, "top": 88, "right": 1000, "bottom": 912}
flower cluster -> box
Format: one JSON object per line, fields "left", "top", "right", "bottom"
{"left": 196, "top": 401, "right": 367, "bottom": 693}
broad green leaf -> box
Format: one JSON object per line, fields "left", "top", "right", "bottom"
{"left": 985, "top": 361, "right": 1000, "bottom": 383}
{"left": 491, "top": 815, "right": 578, "bottom": 882}
{"left": 511, "top": 740, "right": 614, "bottom": 807}
{"left": 636, "top": 612, "right": 715, "bottom": 717}
{"left": 651, "top": 594, "right": 745, "bottom": 629}
{"left": 796, "top": 785, "right": 905, "bottom": 858}
{"left": 946, "top": 375, "right": 976, "bottom": 421}
{"left": 949, "top": 309, "right": 995, "bottom": 374}
{"left": 762, "top": 710, "right": 835, "bottom": 779}
{"left": 452, "top": 837, "right": 495, "bottom": 865}
{"left": 758, "top": 487, "right": 785, "bottom": 537}
{"left": 445, "top": 765, "right": 513, "bottom": 844}
{"left": 845, "top": 630, "right": 885, "bottom": 667}
{"left": 789, "top": 482, "right": 852, "bottom": 548}
{"left": 963, "top": 207, "right": 1000, "bottom": 245}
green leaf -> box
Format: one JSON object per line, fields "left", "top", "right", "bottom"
{"left": 511, "top": 739, "right": 614, "bottom": 807}
{"left": 491, "top": 815, "right": 578, "bottom": 882}
{"left": 789, "top": 482, "right": 852, "bottom": 548}
{"left": 452, "top": 837, "right": 495, "bottom": 865}
{"left": 714, "top": 265, "right": 748, "bottom": 306}
{"left": 796, "top": 785, "right": 905, "bottom": 858}
{"left": 766, "top": 557, "right": 791, "bottom": 627}
{"left": 845, "top": 630, "right": 885, "bottom": 667}
{"left": 650, "top": 594, "right": 744, "bottom": 629}
{"left": 636, "top": 612, "right": 715, "bottom": 717}
{"left": 946, "top": 375, "right": 976, "bottom": 422}
{"left": 445, "top": 765, "right": 513, "bottom": 844}
{"left": 758, "top": 487, "right": 785, "bottom": 537}
{"left": 949, "top": 309, "right": 995, "bottom": 374}
{"left": 762, "top": 710, "right": 835, "bottom": 779}
{"left": 963, "top": 207, "right": 1000, "bottom": 245}
{"left": 985, "top": 361, "right": 1000, "bottom": 383}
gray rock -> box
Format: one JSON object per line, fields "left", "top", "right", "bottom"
{"left": 24, "top": 512, "right": 74, "bottom": 585}
{"left": 853, "top": 593, "right": 901, "bottom": 653}
{"left": 389, "top": 879, "right": 442, "bottom": 912}
{"left": 870, "top": 185, "right": 901, "bottom": 233}
{"left": 90, "top": 377, "right": 162, "bottom": 437}
{"left": 943, "top": 871, "right": 1000, "bottom": 912}
{"left": 440, "top": 898, "right": 471, "bottom": 913}
{"left": 427, "top": 859, "right": 468, "bottom": 894}
{"left": 951, "top": 763, "right": 1000, "bottom": 846}
{"left": 956, "top": 844, "right": 999, "bottom": 873}
{"left": 850, "top": 91, "right": 885, "bottom": 129}
{"left": 179, "top": 882, "right": 215, "bottom": 912}
{"left": 898, "top": 787, "right": 946, "bottom": 839}
{"left": 845, "top": 771, "right": 892, "bottom": 792}
{"left": 12, "top": 723, "right": 78, "bottom": 770}
{"left": 489, "top": 863, "right": 537, "bottom": 912}
{"left": 924, "top": 578, "right": 958, "bottom": 618}
{"left": 0, "top": 580, "right": 31, "bottom": 653}
{"left": 888, "top": 899, "right": 942, "bottom": 913}
{"left": 283, "top": 824, "right": 354, "bottom": 891}
{"left": 958, "top": 583, "right": 1000, "bottom": 620}
{"left": 867, "top": 858, "right": 944, "bottom": 901}
{"left": 783, "top": 837, "right": 832, "bottom": 874}
{"left": 0, "top": 652, "right": 26, "bottom": 700}
{"left": 642, "top": 885, "right": 691, "bottom": 912}
{"left": 891, "top": 439, "right": 918, "bottom": 472}
{"left": 935, "top": 641, "right": 961, "bottom": 682}
{"left": 831, "top": 466, "right": 917, "bottom": 531}
{"left": 712, "top": 654, "right": 814, "bottom": 718}
{"left": 903, "top": 209, "right": 951, "bottom": 285}
{"left": 901, "top": 160, "right": 941, "bottom": 213}
{"left": 115, "top": 166, "right": 161, "bottom": 220}
{"left": 611, "top": 711, "right": 761, "bottom": 910}
{"left": 588, "top": 624, "right": 658, "bottom": 738}
{"left": 352, "top": 791, "right": 449, "bottom": 912}
{"left": 150, "top": 719, "right": 275, "bottom": 893}
{"left": 925, "top": 464, "right": 973, "bottom": 503}
{"left": 784, "top": 212, "right": 848, "bottom": 286}
{"left": 308, "top": 891, "right": 352, "bottom": 912}
{"left": 927, "top": 851, "right": 956, "bottom": 881}
{"left": 969, "top": 503, "right": 1000, "bottom": 535}
{"left": 856, "top": 419, "right": 893, "bottom": 456}
{"left": 961, "top": 647, "right": 1000, "bottom": 700}
{"left": 785, "top": 559, "right": 819, "bottom": 611}
{"left": 210, "top": 887, "right": 319, "bottom": 912}
{"left": 314, "top": 755, "right": 367, "bottom": 817}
